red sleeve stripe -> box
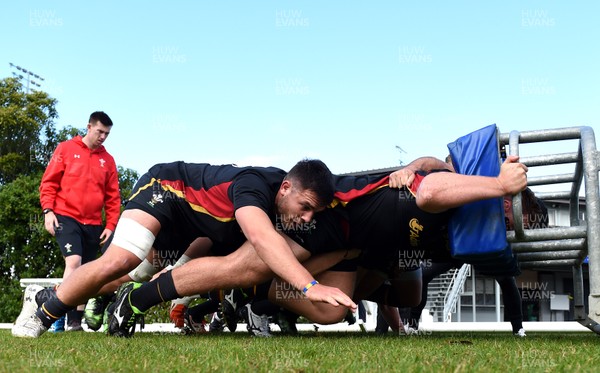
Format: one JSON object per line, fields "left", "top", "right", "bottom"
{"left": 334, "top": 176, "right": 390, "bottom": 204}
{"left": 161, "top": 180, "right": 237, "bottom": 222}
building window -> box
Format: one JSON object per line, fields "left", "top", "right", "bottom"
{"left": 475, "top": 277, "right": 496, "bottom": 306}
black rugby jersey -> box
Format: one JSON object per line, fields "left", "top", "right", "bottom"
{"left": 333, "top": 171, "right": 391, "bottom": 206}
{"left": 128, "top": 162, "right": 286, "bottom": 248}
{"left": 343, "top": 170, "right": 453, "bottom": 259}
{"left": 278, "top": 172, "right": 391, "bottom": 254}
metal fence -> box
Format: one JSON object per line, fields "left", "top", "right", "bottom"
{"left": 499, "top": 126, "right": 600, "bottom": 333}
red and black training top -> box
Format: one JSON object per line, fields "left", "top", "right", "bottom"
{"left": 125, "top": 161, "right": 287, "bottom": 252}
{"left": 284, "top": 171, "right": 394, "bottom": 255}
{"left": 332, "top": 171, "right": 391, "bottom": 206}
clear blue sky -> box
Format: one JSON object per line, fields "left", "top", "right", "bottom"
{"left": 2, "top": 1, "right": 598, "bottom": 185}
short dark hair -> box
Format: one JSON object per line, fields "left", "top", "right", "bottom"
{"left": 89, "top": 111, "right": 113, "bottom": 127}
{"left": 522, "top": 188, "right": 549, "bottom": 229}
{"left": 286, "top": 159, "right": 334, "bottom": 208}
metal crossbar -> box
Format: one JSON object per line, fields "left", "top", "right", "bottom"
{"left": 498, "top": 126, "right": 600, "bottom": 333}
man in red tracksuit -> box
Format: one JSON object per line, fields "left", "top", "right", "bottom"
{"left": 39, "top": 111, "right": 121, "bottom": 331}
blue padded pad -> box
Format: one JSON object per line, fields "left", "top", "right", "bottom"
{"left": 447, "top": 124, "right": 508, "bottom": 262}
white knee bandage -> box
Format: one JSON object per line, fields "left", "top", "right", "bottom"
{"left": 111, "top": 218, "right": 156, "bottom": 261}
{"left": 128, "top": 259, "right": 159, "bottom": 282}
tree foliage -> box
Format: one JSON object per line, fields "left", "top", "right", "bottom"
{"left": 0, "top": 77, "right": 139, "bottom": 322}
{"left": 0, "top": 77, "right": 59, "bottom": 184}
{"left": 117, "top": 165, "right": 139, "bottom": 202}
{"left": 0, "top": 172, "right": 63, "bottom": 280}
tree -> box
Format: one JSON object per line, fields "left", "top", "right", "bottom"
{"left": 117, "top": 165, "right": 139, "bottom": 202}
{"left": 0, "top": 77, "right": 59, "bottom": 184}
{"left": 0, "top": 172, "right": 62, "bottom": 278}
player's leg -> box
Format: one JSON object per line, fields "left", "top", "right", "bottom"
{"left": 52, "top": 215, "right": 86, "bottom": 332}
{"left": 12, "top": 209, "right": 159, "bottom": 338}
{"left": 168, "top": 237, "right": 214, "bottom": 329}
{"left": 405, "top": 261, "right": 454, "bottom": 332}
{"left": 108, "top": 233, "right": 311, "bottom": 337}
{"left": 496, "top": 275, "right": 526, "bottom": 336}
{"left": 137, "top": 233, "right": 310, "bottom": 310}
{"left": 352, "top": 268, "right": 387, "bottom": 303}
{"left": 68, "top": 222, "right": 104, "bottom": 331}
{"left": 57, "top": 210, "right": 157, "bottom": 305}
{"left": 85, "top": 247, "right": 162, "bottom": 331}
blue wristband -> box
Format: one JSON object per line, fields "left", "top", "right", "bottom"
{"left": 302, "top": 280, "right": 319, "bottom": 294}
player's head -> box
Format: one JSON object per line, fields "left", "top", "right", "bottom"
{"left": 504, "top": 188, "right": 549, "bottom": 230}
{"left": 444, "top": 154, "right": 456, "bottom": 172}
{"left": 89, "top": 111, "right": 113, "bottom": 127}
{"left": 276, "top": 159, "right": 334, "bottom": 224}
{"left": 85, "top": 111, "right": 113, "bottom": 149}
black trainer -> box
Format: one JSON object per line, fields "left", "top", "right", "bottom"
{"left": 221, "top": 288, "right": 249, "bottom": 332}
{"left": 107, "top": 282, "right": 145, "bottom": 338}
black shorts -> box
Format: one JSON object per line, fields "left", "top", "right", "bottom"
{"left": 125, "top": 173, "right": 204, "bottom": 246}
{"left": 147, "top": 230, "right": 202, "bottom": 266}
{"left": 124, "top": 173, "right": 245, "bottom": 256}
{"left": 54, "top": 214, "right": 103, "bottom": 263}
{"left": 206, "top": 241, "right": 245, "bottom": 257}
{"left": 328, "top": 258, "right": 358, "bottom": 272}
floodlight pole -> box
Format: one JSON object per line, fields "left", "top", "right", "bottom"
{"left": 9, "top": 63, "right": 45, "bottom": 93}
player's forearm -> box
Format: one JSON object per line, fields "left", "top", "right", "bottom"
{"left": 252, "top": 232, "right": 315, "bottom": 291}
{"left": 416, "top": 173, "right": 506, "bottom": 213}
{"left": 237, "top": 206, "right": 317, "bottom": 291}
{"left": 416, "top": 155, "right": 528, "bottom": 212}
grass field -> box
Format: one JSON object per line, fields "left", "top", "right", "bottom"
{"left": 2, "top": 329, "right": 600, "bottom": 372}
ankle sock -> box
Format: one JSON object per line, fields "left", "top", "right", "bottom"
{"left": 67, "top": 310, "right": 84, "bottom": 326}
{"left": 36, "top": 296, "right": 73, "bottom": 328}
{"left": 130, "top": 271, "right": 180, "bottom": 313}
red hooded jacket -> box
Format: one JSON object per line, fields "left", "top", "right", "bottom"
{"left": 39, "top": 135, "right": 121, "bottom": 231}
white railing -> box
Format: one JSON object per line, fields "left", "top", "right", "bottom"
{"left": 442, "top": 264, "right": 471, "bottom": 322}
